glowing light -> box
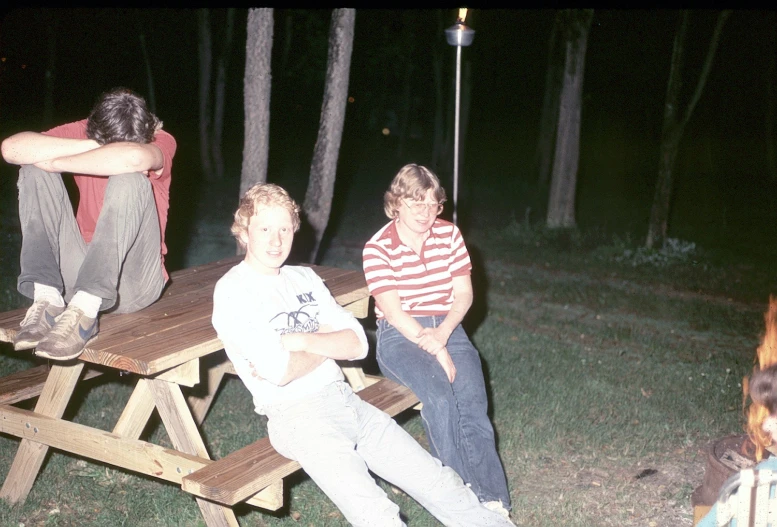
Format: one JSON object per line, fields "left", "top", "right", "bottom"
{"left": 459, "top": 8, "right": 468, "bottom": 22}
{"left": 382, "top": 128, "right": 390, "bottom": 136}
{"left": 348, "top": 96, "right": 354, "bottom": 103}
{"left": 746, "top": 296, "right": 777, "bottom": 460}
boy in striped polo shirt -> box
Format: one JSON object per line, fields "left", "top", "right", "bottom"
{"left": 363, "top": 164, "right": 513, "bottom": 521}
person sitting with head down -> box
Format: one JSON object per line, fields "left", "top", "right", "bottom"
{"left": 1, "top": 87, "right": 176, "bottom": 361}
{"left": 211, "top": 183, "right": 515, "bottom": 527}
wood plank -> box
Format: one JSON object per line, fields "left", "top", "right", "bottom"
{"left": 181, "top": 379, "right": 419, "bottom": 506}
{"left": 112, "top": 378, "right": 157, "bottom": 439}
{"left": 0, "top": 401, "right": 291, "bottom": 512}
{"left": 146, "top": 378, "right": 239, "bottom": 527}
{"left": 0, "top": 363, "right": 83, "bottom": 504}
{"left": 0, "top": 365, "right": 103, "bottom": 405}
{"left": 187, "top": 353, "right": 234, "bottom": 424}
{"left": 181, "top": 436, "right": 301, "bottom": 506}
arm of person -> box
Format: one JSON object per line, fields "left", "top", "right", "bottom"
{"left": 277, "top": 350, "right": 328, "bottom": 386}
{"left": 374, "top": 289, "right": 427, "bottom": 346}
{"left": 374, "top": 288, "right": 457, "bottom": 383}
{"left": 1, "top": 130, "right": 164, "bottom": 176}
{"left": 417, "top": 273, "right": 474, "bottom": 349}
{"left": 1, "top": 132, "right": 100, "bottom": 166}
{"left": 281, "top": 328, "right": 364, "bottom": 361}
{"left": 35, "top": 141, "right": 164, "bottom": 176}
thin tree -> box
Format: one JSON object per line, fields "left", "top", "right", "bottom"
{"left": 137, "top": 11, "right": 156, "bottom": 115}
{"left": 303, "top": 8, "right": 355, "bottom": 263}
{"left": 198, "top": 8, "right": 236, "bottom": 182}
{"left": 546, "top": 9, "right": 594, "bottom": 229}
{"left": 535, "top": 12, "right": 565, "bottom": 193}
{"left": 766, "top": 12, "right": 777, "bottom": 184}
{"left": 42, "top": 10, "right": 57, "bottom": 129}
{"left": 240, "top": 8, "right": 274, "bottom": 199}
{"left": 645, "top": 10, "right": 731, "bottom": 249}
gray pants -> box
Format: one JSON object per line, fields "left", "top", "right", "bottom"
{"left": 266, "top": 381, "right": 514, "bottom": 527}
{"left": 17, "top": 165, "right": 164, "bottom": 314}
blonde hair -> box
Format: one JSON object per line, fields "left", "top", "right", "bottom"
{"left": 231, "top": 183, "right": 301, "bottom": 249}
{"left": 383, "top": 164, "right": 447, "bottom": 219}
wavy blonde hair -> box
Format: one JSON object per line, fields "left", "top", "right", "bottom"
{"left": 231, "top": 183, "right": 301, "bottom": 249}
{"left": 383, "top": 164, "right": 446, "bottom": 219}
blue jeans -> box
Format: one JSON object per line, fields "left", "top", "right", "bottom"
{"left": 17, "top": 165, "right": 164, "bottom": 313}
{"left": 265, "top": 381, "right": 513, "bottom": 527}
{"left": 376, "top": 316, "right": 511, "bottom": 509}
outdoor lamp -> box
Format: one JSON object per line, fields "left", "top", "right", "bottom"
{"left": 445, "top": 13, "right": 475, "bottom": 47}
{"left": 444, "top": 8, "right": 475, "bottom": 226}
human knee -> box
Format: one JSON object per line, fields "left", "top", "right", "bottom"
{"left": 104, "top": 172, "right": 151, "bottom": 201}
{"left": 17, "top": 164, "right": 57, "bottom": 189}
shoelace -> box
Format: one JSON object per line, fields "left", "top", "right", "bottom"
{"left": 21, "top": 303, "right": 46, "bottom": 326}
{"left": 47, "top": 308, "right": 85, "bottom": 339}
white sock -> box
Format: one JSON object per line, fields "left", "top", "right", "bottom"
{"left": 69, "top": 291, "right": 102, "bottom": 319}
{"left": 33, "top": 283, "right": 65, "bottom": 308}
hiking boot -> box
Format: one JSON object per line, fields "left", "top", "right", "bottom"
{"left": 35, "top": 306, "right": 98, "bottom": 361}
{"left": 14, "top": 301, "right": 65, "bottom": 351}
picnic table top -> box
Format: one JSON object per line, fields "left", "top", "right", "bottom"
{"left": 0, "top": 256, "right": 369, "bottom": 376}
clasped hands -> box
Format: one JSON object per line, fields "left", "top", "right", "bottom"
{"left": 417, "top": 327, "right": 456, "bottom": 383}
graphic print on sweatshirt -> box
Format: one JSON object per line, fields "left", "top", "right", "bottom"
{"left": 269, "top": 291, "right": 319, "bottom": 335}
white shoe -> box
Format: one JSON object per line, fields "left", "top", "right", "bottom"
{"left": 484, "top": 500, "right": 515, "bottom": 524}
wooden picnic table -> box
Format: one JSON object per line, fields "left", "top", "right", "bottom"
{"left": 0, "top": 256, "right": 418, "bottom": 527}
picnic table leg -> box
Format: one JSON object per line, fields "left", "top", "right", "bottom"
{"left": 147, "top": 378, "right": 239, "bottom": 527}
{"left": 0, "top": 362, "right": 84, "bottom": 504}
{"left": 112, "top": 378, "right": 156, "bottom": 438}
{"left": 187, "top": 353, "right": 232, "bottom": 425}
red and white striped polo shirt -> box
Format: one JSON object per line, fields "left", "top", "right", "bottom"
{"left": 362, "top": 218, "right": 472, "bottom": 319}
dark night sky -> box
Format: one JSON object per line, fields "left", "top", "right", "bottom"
{"left": 1, "top": 8, "right": 776, "bottom": 257}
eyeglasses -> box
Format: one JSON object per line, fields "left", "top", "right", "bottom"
{"left": 403, "top": 199, "right": 444, "bottom": 215}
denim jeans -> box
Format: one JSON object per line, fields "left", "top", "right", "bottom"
{"left": 376, "top": 316, "right": 511, "bottom": 509}
{"left": 17, "top": 165, "right": 164, "bottom": 313}
{"left": 265, "top": 381, "right": 513, "bottom": 527}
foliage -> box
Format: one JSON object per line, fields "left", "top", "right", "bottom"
{"left": 614, "top": 237, "right": 699, "bottom": 268}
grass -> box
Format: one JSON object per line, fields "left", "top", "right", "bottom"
{"left": 0, "top": 209, "right": 774, "bottom": 525}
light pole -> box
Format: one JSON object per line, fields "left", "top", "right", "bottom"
{"left": 445, "top": 8, "right": 474, "bottom": 226}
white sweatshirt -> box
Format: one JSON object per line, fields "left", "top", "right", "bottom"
{"left": 212, "top": 262, "right": 368, "bottom": 414}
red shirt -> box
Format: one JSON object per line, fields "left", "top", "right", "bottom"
{"left": 43, "top": 120, "right": 177, "bottom": 281}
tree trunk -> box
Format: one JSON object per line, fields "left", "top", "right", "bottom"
{"left": 431, "top": 12, "right": 447, "bottom": 174}
{"left": 281, "top": 11, "right": 293, "bottom": 75}
{"left": 645, "top": 10, "right": 731, "bottom": 248}
{"left": 198, "top": 9, "right": 214, "bottom": 180}
{"left": 766, "top": 12, "right": 777, "bottom": 183}
{"left": 42, "top": 11, "right": 57, "bottom": 129}
{"left": 396, "top": 55, "right": 413, "bottom": 160}
{"left": 240, "top": 8, "right": 274, "bottom": 201}
{"left": 536, "top": 12, "right": 565, "bottom": 190}
{"left": 303, "top": 8, "right": 356, "bottom": 263}
{"left": 138, "top": 32, "right": 156, "bottom": 114}
{"left": 431, "top": 43, "right": 446, "bottom": 172}
{"left": 210, "top": 8, "right": 235, "bottom": 182}
{"left": 546, "top": 9, "right": 593, "bottom": 229}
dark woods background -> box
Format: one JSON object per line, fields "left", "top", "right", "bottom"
{"left": 1, "top": 9, "right": 776, "bottom": 274}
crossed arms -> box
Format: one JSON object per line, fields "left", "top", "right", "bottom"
{"left": 1, "top": 131, "right": 164, "bottom": 176}
{"left": 274, "top": 326, "right": 364, "bottom": 385}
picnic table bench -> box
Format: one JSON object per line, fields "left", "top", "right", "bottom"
{"left": 0, "top": 256, "right": 420, "bottom": 527}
